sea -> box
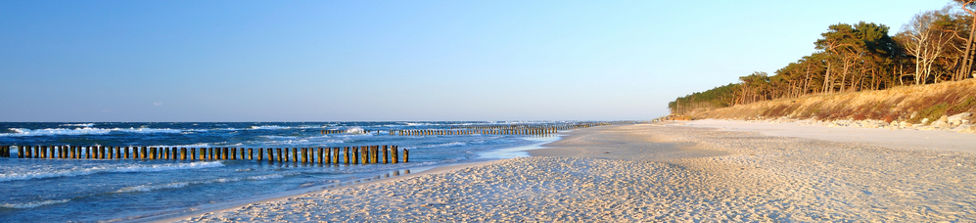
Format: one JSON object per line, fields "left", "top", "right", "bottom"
{"left": 0, "top": 121, "right": 579, "bottom": 222}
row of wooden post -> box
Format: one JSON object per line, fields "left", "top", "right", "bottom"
{"left": 455, "top": 123, "right": 610, "bottom": 131}
{"left": 2, "top": 145, "right": 407, "bottom": 165}
{"left": 321, "top": 130, "right": 344, "bottom": 134}
{"left": 319, "top": 123, "right": 610, "bottom": 136}
{"left": 321, "top": 129, "right": 380, "bottom": 135}
{"left": 391, "top": 127, "right": 558, "bottom": 136}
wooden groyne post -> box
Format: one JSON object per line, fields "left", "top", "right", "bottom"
{"left": 2, "top": 144, "right": 408, "bottom": 165}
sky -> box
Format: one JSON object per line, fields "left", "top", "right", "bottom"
{"left": 0, "top": 0, "right": 955, "bottom": 122}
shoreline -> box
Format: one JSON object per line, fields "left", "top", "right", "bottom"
{"left": 174, "top": 122, "right": 976, "bottom": 222}
{"left": 153, "top": 134, "right": 568, "bottom": 223}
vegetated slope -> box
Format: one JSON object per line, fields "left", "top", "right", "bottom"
{"left": 683, "top": 79, "right": 976, "bottom": 126}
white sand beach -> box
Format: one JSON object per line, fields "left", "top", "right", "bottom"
{"left": 177, "top": 120, "right": 976, "bottom": 222}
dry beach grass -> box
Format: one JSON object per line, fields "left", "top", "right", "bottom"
{"left": 178, "top": 122, "right": 976, "bottom": 222}
{"left": 684, "top": 78, "right": 976, "bottom": 128}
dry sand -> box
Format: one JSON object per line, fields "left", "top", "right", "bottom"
{"left": 177, "top": 121, "right": 976, "bottom": 222}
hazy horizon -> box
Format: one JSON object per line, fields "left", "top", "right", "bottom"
{"left": 0, "top": 0, "right": 951, "bottom": 122}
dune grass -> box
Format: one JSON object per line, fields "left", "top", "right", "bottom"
{"left": 685, "top": 79, "right": 976, "bottom": 124}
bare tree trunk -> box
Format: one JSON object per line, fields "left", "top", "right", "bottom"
{"left": 958, "top": 1, "right": 976, "bottom": 80}
{"left": 823, "top": 62, "right": 833, "bottom": 94}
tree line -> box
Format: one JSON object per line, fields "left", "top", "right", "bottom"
{"left": 670, "top": 1, "right": 976, "bottom": 114}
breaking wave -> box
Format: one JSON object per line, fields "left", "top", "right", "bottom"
{"left": 0, "top": 127, "right": 183, "bottom": 137}
{"left": 0, "top": 161, "right": 225, "bottom": 182}
{"left": 0, "top": 199, "right": 70, "bottom": 209}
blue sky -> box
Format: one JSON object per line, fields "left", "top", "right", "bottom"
{"left": 0, "top": 0, "right": 953, "bottom": 121}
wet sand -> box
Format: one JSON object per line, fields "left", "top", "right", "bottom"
{"left": 177, "top": 122, "right": 976, "bottom": 222}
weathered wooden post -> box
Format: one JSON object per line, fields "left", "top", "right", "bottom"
{"left": 382, "top": 145, "right": 389, "bottom": 164}
{"left": 121, "top": 146, "right": 128, "bottom": 159}
{"left": 367, "top": 146, "right": 374, "bottom": 164}
{"left": 373, "top": 146, "right": 380, "bottom": 163}
{"left": 404, "top": 148, "right": 409, "bottom": 163}
{"left": 268, "top": 148, "right": 274, "bottom": 164}
{"left": 325, "top": 147, "right": 332, "bottom": 164}
{"left": 301, "top": 148, "right": 308, "bottom": 164}
{"left": 290, "top": 148, "right": 297, "bottom": 163}
{"left": 367, "top": 146, "right": 374, "bottom": 163}
{"left": 256, "top": 148, "right": 263, "bottom": 162}
{"left": 98, "top": 146, "right": 106, "bottom": 159}
{"left": 180, "top": 147, "right": 187, "bottom": 160}
{"left": 316, "top": 147, "right": 323, "bottom": 165}
{"left": 392, "top": 145, "right": 399, "bottom": 164}
{"left": 343, "top": 147, "right": 350, "bottom": 165}
{"left": 332, "top": 147, "right": 339, "bottom": 164}
{"left": 362, "top": 146, "right": 370, "bottom": 164}
{"left": 350, "top": 146, "right": 358, "bottom": 164}
{"left": 276, "top": 148, "right": 283, "bottom": 163}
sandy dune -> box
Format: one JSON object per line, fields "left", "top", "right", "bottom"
{"left": 178, "top": 122, "right": 976, "bottom": 222}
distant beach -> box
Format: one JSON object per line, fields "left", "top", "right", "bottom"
{"left": 179, "top": 121, "right": 976, "bottom": 222}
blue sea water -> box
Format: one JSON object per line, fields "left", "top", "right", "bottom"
{"left": 0, "top": 121, "right": 575, "bottom": 222}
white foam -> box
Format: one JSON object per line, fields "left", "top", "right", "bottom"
{"left": 247, "top": 174, "right": 285, "bottom": 180}
{"left": 249, "top": 125, "right": 289, "bottom": 130}
{"left": 0, "top": 127, "right": 183, "bottom": 137}
{"left": 247, "top": 125, "right": 318, "bottom": 130}
{"left": 403, "top": 141, "right": 467, "bottom": 149}
{"left": 478, "top": 136, "right": 561, "bottom": 159}
{"left": 0, "top": 161, "right": 225, "bottom": 182}
{"left": 345, "top": 127, "right": 365, "bottom": 134}
{"left": 60, "top": 123, "right": 95, "bottom": 127}
{"left": 0, "top": 199, "right": 70, "bottom": 209}
{"left": 116, "top": 182, "right": 189, "bottom": 193}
